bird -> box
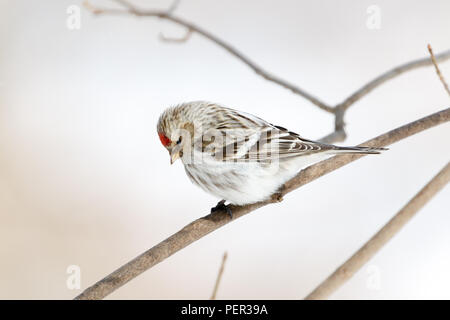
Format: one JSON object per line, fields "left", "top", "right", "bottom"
{"left": 157, "top": 101, "right": 385, "bottom": 216}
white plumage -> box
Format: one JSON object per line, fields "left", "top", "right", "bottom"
{"left": 157, "top": 101, "right": 383, "bottom": 206}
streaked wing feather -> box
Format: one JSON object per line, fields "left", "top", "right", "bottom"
{"left": 212, "top": 124, "right": 332, "bottom": 162}
{"left": 198, "top": 107, "right": 383, "bottom": 162}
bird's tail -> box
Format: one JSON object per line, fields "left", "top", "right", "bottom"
{"left": 329, "top": 145, "right": 388, "bottom": 155}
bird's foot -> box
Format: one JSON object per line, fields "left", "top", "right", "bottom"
{"left": 271, "top": 192, "right": 284, "bottom": 203}
{"left": 211, "top": 200, "right": 233, "bottom": 219}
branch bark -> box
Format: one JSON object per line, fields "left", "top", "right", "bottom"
{"left": 305, "top": 161, "right": 450, "bottom": 300}
{"left": 74, "top": 107, "right": 450, "bottom": 300}
{"left": 84, "top": 0, "right": 450, "bottom": 143}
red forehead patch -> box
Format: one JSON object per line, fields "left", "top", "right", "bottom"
{"left": 158, "top": 132, "right": 171, "bottom": 147}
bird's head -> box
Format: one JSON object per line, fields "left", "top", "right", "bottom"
{"left": 157, "top": 105, "right": 195, "bottom": 164}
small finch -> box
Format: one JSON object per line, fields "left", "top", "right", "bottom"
{"left": 157, "top": 101, "right": 385, "bottom": 213}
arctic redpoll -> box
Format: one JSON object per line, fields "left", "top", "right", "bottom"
{"left": 157, "top": 101, "right": 384, "bottom": 212}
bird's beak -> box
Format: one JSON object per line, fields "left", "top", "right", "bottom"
{"left": 169, "top": 145, "right": 183, "bottom": 164}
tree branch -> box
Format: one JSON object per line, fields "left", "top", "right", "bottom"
{"left": 83, "top": 0, "right": 450, "bottom": 143}
{"left": 84, "top": 0, "right": 332, "bottom": 113}
{"left": 305, "top": 161, "right": 450, "bottom": 300}
{"left": 74, "top": 107, "right": 450, "bottom": 300}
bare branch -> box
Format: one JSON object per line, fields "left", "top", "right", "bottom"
{"left": 86, "top": 0, "right": 333, "bottom": 113}
{"left": 319, "top": 107, "right": 347, "bottom": 143}
{"left": 210, "top": 252, "right": 228, "bottom": 300}
{"left": 74, "top": 107, "right": 450, "bottom": 300}
{"left": 305, "top": 161, "right": 450, "bottom": 300}
{"left": 337, "top": 49, "right": 450, "bottom": 112}
{"left": 84, "top": 1, "right": 450, "bottom": 144}
{"left": 428, "top": 44, "right": 450, "bottom": 97}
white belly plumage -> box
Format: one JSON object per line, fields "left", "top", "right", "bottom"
{"left": 183, "top": 151, "right": 329, "bottom": 205}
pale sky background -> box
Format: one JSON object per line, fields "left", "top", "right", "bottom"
{"left": 0, "top": 0, "right": 449, "bottom": 299}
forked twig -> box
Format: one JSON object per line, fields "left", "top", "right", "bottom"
{"left": 83, "top": 0, "right": 332, "bottom": 113}
{"left": 83, "top": 0, "right": 450, "bottom": 143}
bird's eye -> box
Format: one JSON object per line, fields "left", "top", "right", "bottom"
{"left": 176, "top": 137, "right": 182, "bottom": 145}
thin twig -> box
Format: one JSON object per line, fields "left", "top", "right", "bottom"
{"left": 159, "top": 28, "right": 193, "bottom": 43}
{"left": 210, "top": 252, "right": 228, "bottom": 300}
{"left": 74, "top": 107, "right": 450, "bottom": 300}
{"left": 428, "top": 44, "right": 450, "bottom": 97}
{"left": 305, "top": 161, "right": 450, "bottom": 300}
{"left": 83, "top": 0, "right": 334, "bottom": 113}
{"left": 84, "top": 0, "right": 450, "bottom": 144}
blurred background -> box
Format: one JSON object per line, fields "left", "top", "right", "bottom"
{"left": 0, "top": 0, "right": 449, "bottom": 299}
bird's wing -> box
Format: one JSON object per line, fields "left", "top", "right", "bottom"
{"left": 195, "top": 107, "right": 332, "bottom": 162}
{"left": 218, "top": 125, "right": 335, "bottom": 162}
{"left": 195, "top": 106, "right": 383, "bottom": 162}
